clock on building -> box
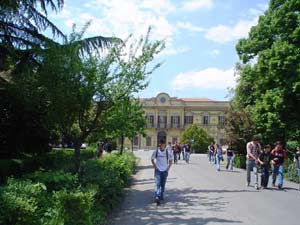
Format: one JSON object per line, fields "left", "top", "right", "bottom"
{"left": 160, "top": 97, "right": 166, "bottom": 103}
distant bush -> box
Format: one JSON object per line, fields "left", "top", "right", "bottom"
{"left": 284, "top": 158, "right": 300, "bottom": 183}
{"left": 233, "top": 154, "right": 246, "bottom": 169}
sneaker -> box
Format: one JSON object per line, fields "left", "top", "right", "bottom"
{"left": 255, "top": 184, "right": 259, "bottom": 190}
{"left": 155, "top": 196, "right": 160, "bottom": 204}
{"left": 278, "top": 184, "right": 283, "bottom": 190}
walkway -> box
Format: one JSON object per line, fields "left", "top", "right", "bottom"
{"left": 111, "top": 151, "right": 300, "bottom": 225}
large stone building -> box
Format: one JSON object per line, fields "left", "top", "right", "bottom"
{"left": 123, "top": 92, "right": 229, "bottom": 150}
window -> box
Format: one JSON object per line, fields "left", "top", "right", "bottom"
{"left": 133, "top": 136, "right": 139, "bottom": 146}
{"left": 203, "top": 115, "right": 209, "bottom": 125}
{"left": 158, "top": 111, "right": 167, "bottom": 128}
{"left": 146, "top": 137, "right": 152, "bottom": 146}
{"left": 184, "top": 114, "right": 193, "bottom": 124}
{"left": 146, "top": 115, "right": 154, "bottom": 127}
{"left": 218, "top": 116, "right": 225, "bottom": 126}
{"left": 171, "top": 115, "right": 180, "bottom": 128}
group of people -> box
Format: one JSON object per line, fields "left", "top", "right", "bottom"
{"left": 207, "top": 143, "right": 234, "bottom": 171}
{"left": 96, "top": 140, "right": 112, "bottom": 158}
{"left": 246, "top": 137, "right": 288, "bottom": 190}
{"left": 169, "top": 142, "right": 191, "bottom": 164}
{"left": 151, "top": 137, "right": 300, "bottom": 205}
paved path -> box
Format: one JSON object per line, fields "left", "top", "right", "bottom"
{"left": 111, "top": 151, "right": 300, "bottom": 225}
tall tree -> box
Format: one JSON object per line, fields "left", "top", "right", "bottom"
{"left": 233, "top": 0, "right": 300, "bottom": 144}
{"left": 11, "top": 27, "right": 164, "bottom": 171}
{"left": 102, "top": 98, "right": 147, "bottom": 154}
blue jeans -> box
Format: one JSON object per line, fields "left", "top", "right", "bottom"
{"left": 261, "top": 167, "right": 269, "bottom": 187}
{"left": 154, "top": 169, "right": 168, "bottom": 200}
{"left": 272, "top": 165, "right": 283, "bottom": 186}
{"left": 216, "top": 155, "right": 222, "bottom": 170}
{"left": 246, "top": 160, "right": 258, "bottom": 185}
{"left": 226, "top": 156, "right": 234, "bottom": 170}
{"left": 185, "top": 152, "right": 190, "bottom": 163}
{"left": 208, "top": 152, "right": 213, "bottom": 162}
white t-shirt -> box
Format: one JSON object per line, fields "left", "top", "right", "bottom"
{"left": 151, "top": 148, "right": 174, "bottom": 172}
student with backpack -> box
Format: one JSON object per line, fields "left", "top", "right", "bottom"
{"left": 151, "top": 139, "right": 173, "bottom": 205}
{"left": 271, "top": 141, "right": 286, "bottom": 189}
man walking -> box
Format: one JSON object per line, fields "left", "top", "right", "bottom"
{"left": 246, "top": 136, "right": 261, "bottom": 190}
{"left": 151, "top": 139, "right": 173, "bottom": 205}
{"left": 271, "top": 141, "right": 286, "bottom": 189}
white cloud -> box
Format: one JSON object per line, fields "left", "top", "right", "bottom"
{"left": 208, "top": 49, "right": 220, "bottom": 56}
{"left": 140, "top": 0, "right": 176, "bottom": 15}
{"left": 182, "top": 0, "right": 213, "bottom": 11}
{"left": 205, "top": 17, "right": 258, "bottom": 43}
{"left": 177, "top": 21, "right": 204, "bottom": 32}
{"left": 172, "top": 67, "right": 236, "bottom": 90}
{"left": 159, "top": 46, "right": 190, "bottom": 57}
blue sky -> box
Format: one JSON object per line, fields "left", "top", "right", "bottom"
{"left": 49, "top": 0, "right": 269, "bottom": 101}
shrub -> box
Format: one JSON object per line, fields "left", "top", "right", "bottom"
{"left": 25, "top": 170, "right": 78, "bottom": 192}
{"left": 0, "top": 178, "right": 46, "bottom": 225}
{"left": 233, "top": 154, "right": 246, "bottom": 169}
{"left": 284, "top": 158, "right": 300, "bottom": 183}
{"left": 51, "top": 189, "right": 95, "bottom": 225}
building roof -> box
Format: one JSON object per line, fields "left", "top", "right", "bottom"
{"left": 180, "top": 98, "right": 214, "bottom": 102}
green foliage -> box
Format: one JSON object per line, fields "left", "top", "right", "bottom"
{"left": 101, "top": 98, "right": 147, "bottom": 153}
{"left": 0, "top": 178, "right": 47, "bottom": 225}
{"left": 233, "top": 154, "right": 246, "bottom": 169}
{"left": 0, "top": 151, "right": 137, "bottom": 225}
{"left": 284, "top": 158, "right": 300, "bottom": 183}
{"left": 180, "top": 124, "right": 213, "bottom": 153}
{"left": 80, "top": 152, "right": 137, "bottom": 223}
{"left": 231, "top": 0, "right": 300, "bottom": 145}
{"left": 52, "top": 189, "right": 95, "bottom": 225}
{"left": 25, "top": 170, "right": 78, "bottom": 192}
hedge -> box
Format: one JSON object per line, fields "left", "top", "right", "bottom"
{"left": 0, "top": 151, "right": 137, "bottom": 225}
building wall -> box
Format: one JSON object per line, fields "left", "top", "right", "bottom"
{"left": 122, "top": 93, "right": 229, "bottom": 150}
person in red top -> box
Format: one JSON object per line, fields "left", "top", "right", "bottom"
{"left": 271, "top": 141, "right": 287, "bottom": 189}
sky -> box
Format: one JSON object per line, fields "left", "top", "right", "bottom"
{"left": 49, "top": 0, "right": 269, "bottom": 101}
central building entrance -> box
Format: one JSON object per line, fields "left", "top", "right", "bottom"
{"left": 157, "top": 131, "right": 167, "bottom": 146}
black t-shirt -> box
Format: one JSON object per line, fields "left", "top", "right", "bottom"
{"left": 259, "top": 152, "right": 271, "bottom": 167}
{"left": 227, "top": 149, "right": 234, "bottom": 157}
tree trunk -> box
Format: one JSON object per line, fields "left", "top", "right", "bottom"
{"left": 73, "top": 139, "right": 82, "bottom": 173}
{"left": 120, "top": 135, "right": 124, "bottom": 155}
{"left": 131, "top": 138, "right": 134, "bottom": 152}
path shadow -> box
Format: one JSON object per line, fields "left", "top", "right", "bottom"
{"left": 110, "top": 188, "right": 243, "bottom": 225}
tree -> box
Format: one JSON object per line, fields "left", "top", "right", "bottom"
{"left": 180, "top": 124, "right": 213, "bottom": 153}
{"left": 233, "top": 0, "right": 300, "bottom": 145}
{"left": 1, "top": 0, "right": 117, "bottom": 157}
{"left": 10, "top": 27, "right": 164, "bottom": 171}
{"left": 101, "top": 98, "right": 147, "bottom": 154}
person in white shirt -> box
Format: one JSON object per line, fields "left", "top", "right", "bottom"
{"left": 151, "top": 139, "right": 173, "bottom": 204}
{"left": 246, "top": 136, "right": 262, "bottom": 189}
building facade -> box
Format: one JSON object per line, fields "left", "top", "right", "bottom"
{"left": 123, "top": 92, "right": 229, "bottom": 150}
